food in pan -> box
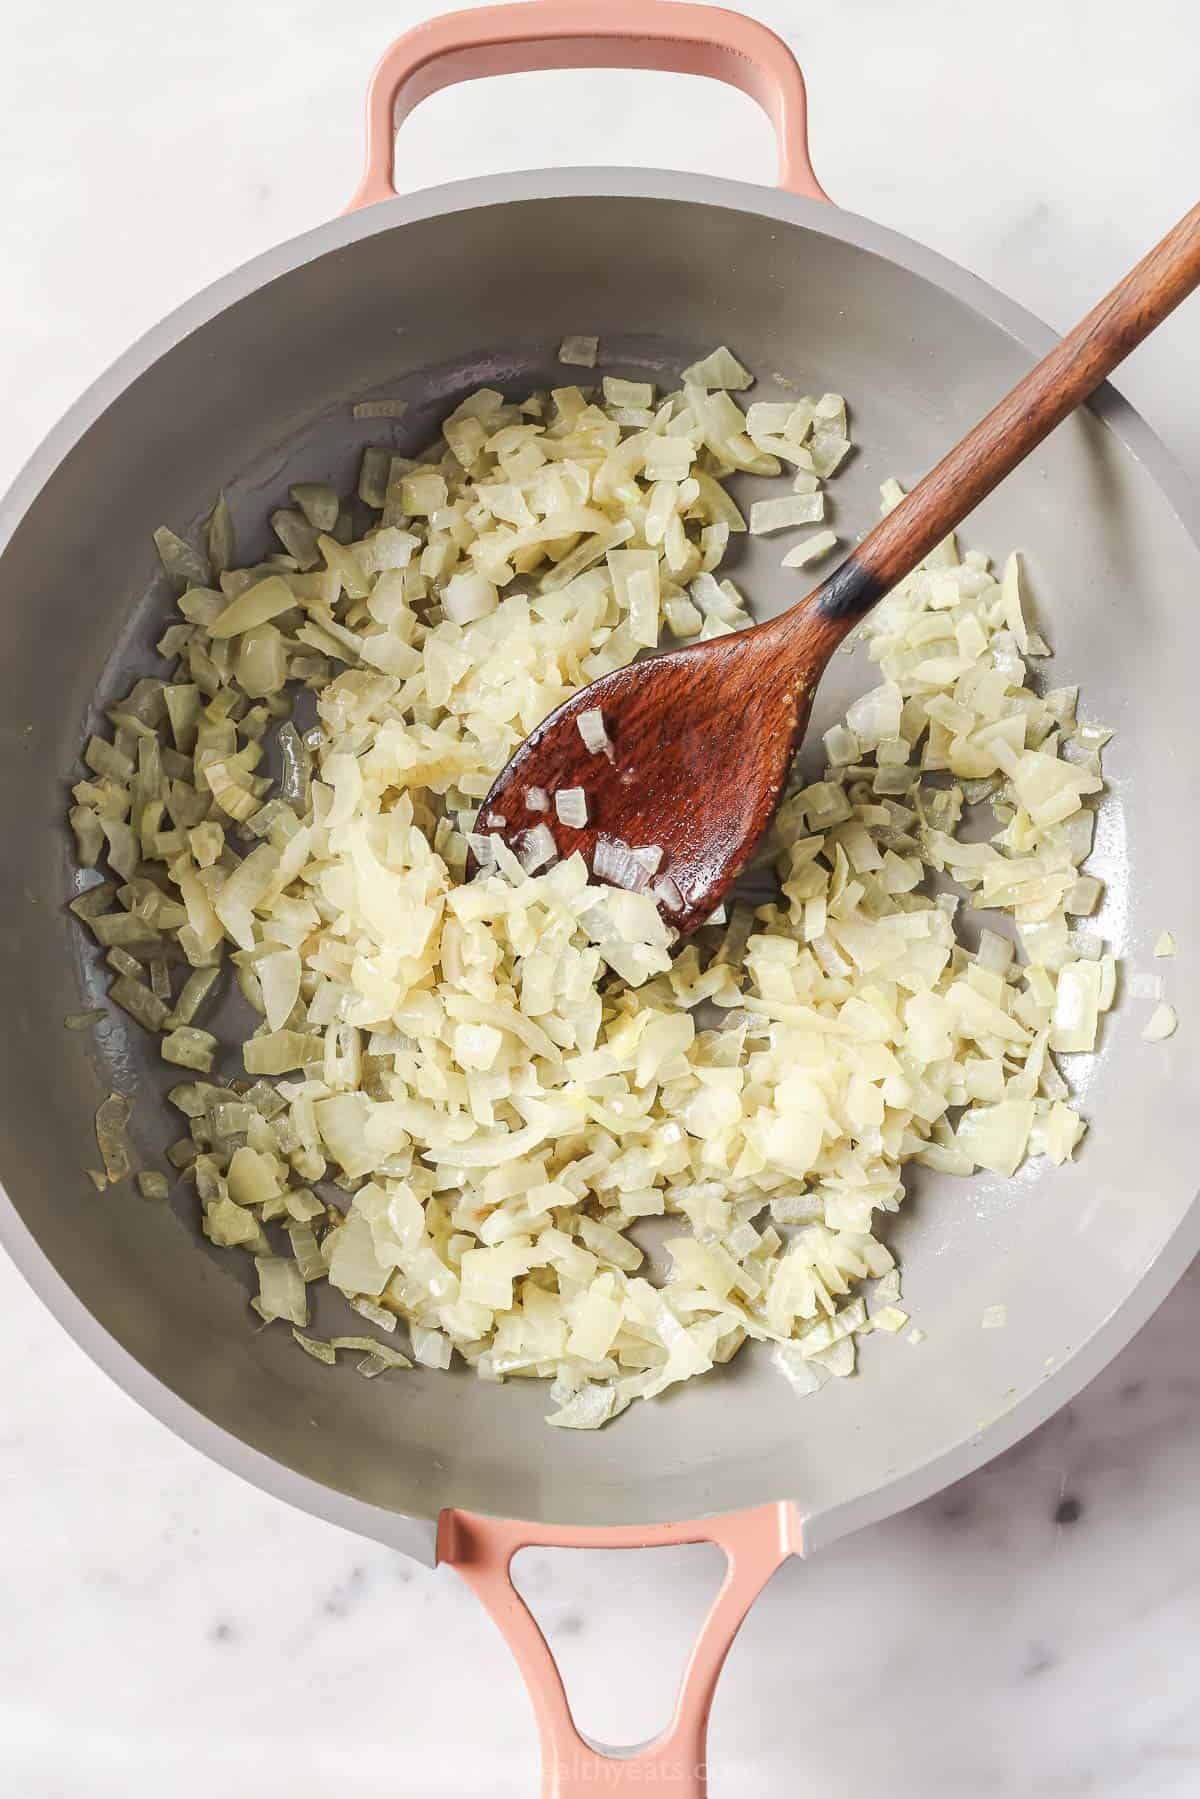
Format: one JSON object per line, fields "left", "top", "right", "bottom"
{"left": 68, "top": 351, "right": 1115, "bottom": 1425}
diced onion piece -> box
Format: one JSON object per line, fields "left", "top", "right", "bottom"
{"left": 555, "top": 787, "right": 589, "bottom": 828}
{"left": 253, "top": 1256, "right": 308, "bottom": 1327}
{"left": 257, "top": 947, "right": 302, "bottom": 1033}
{"left": 95, "top": 1092, "right": 133, "bottom": 1183}
{"left": 981, "top": 1304, "right": 1007, "bottom": 1329}
{"left": 602, "top": 377, "right": 653, "bottom": 409}
{"left": 65, "top": 1009, "right": 105, "bottom": 1031}
{"left": 271, "top": 507, "right": 321, "bottom": 569}
{"left": 525, "top": 787, "right": 549, "bottom": 812}
{"left": 1154, "top": 931, "right": 1176, "bottom": 957}
{"left": 209, "top": 575, "right": 294, "bottom": 639}
{"left": 631, "top": 844, "right": 663, "bottom": 876}
{"left": 771, "top": 1342, "right": 825, "bottom": 1396}
{"left": 547, "top": 1384, "right": 631, "bottom": 1429}
{"left": 592, "top": 835, "right": 649, "bottom": 891}
{"left": 1142, "top": 1003, "right": 1178, "bottom": 1042}
{"left": 167, "top": 967, "right": 220, "bottom": 1029}
{"left": 154, "top": 527, "right": 211, "bottom": 590}
{"left": 292, "top": 1329, "right": 336, "bottom": 1365}
{"left": 411, "top": 1326, "right": 452, "bottom": 1369}
{"left": 1050, "top": 961, "right": 1103, "bottom": 1054}
{"left": 443, "top": 571, "right": 499, "bottom": 624}
{"left": 237, "top": 624, "right": 288, "bottom": 698}
{"left": 206, "top": 493, "right": 236, "bottom": 576}
{"left": 559, "top": 335, "right": 598, "bottom": 367}
{"left": 577, "top": 708, "right": 613, "bottom": 758}
{"left": 956, "top": 1100, "right": 1035, "bottom": 1178}
{"left": 109, "top": 974, "right": 170, "bottom": 1032}
{"left": 809, "top": 430, "right": 851, "bottom": 477}
{"left": 466, "top": 832, "right": 497, "bottom": 868}
{"left": 870, "top": 1306, "right": 909, "bottom": 1333}
{"left": 680, "top": 346, "right": 753, "bottom": 391}
{"left": 749, "top": 493, "right": 825, "bottom": 535}
{"left": 519, "top": 823, "right": 557, "bottom": 873}
{"left": 161, "top": 1028, "right": 218, "bottom": 1073}
{"left": 782, "top": 530, "right": 838, "bottom": 568}
{"left": 290, "top": 482, "right": 339, "bottom": 531}
{"left": 665, "top": 598, "right": 702, "bottom": 637}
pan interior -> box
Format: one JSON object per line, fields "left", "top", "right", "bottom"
{"left": 1, "top": 185, "right": 1197, "bottom": 1534}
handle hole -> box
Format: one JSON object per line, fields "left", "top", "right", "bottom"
{"left": 390, "top": 68, "right": 774, "bottom": 194}
{"left": 511, "top": 1541, "right": 727, "bottom": 1753}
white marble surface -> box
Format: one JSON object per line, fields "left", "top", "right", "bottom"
{"left": 2, "top": 0, "right": 1199, "bottom": 1793}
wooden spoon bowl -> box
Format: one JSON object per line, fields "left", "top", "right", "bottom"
{"left": 480, "top": 607, "right": 844, "bottom": 934}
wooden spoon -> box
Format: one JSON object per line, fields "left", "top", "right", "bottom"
{"left": 478, "top": 201, "right": 1200, "bottom": 934}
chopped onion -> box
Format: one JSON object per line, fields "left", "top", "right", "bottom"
{"left": 466, "top": 831, "right": 497, "bottom": 867}
{"left": 602, "top": 377, "right": 653, "bottom": 409}
{"left": 592, "top": 835, "right": 649, "bottom": 891}
{"left": 871, "top": 1306, "right": 909, "bottom": 1334}
{"left": 67, "top": 351, "right": 1118, "bottom": 1433}
{"left": 290, "top": 483, "right": 339, "bottom": 531}
{"left": 750, "top": 493, "right": 825, "bottom": 535}
{"left": 65, "top": 1008, "right": 105, "bottom": 1031}
{"left": 1154, "top": 931, "right": 1176, "bottom": 957}
{"left": 271, "top": 507, "right": 320, "bottom": 570}
{"left": 109, "top": 974, "right": 170, "bottom": 1032}
{"left": 576, "top": 708, "right": 613, "bottom": 758}
{"left": 555, "top": 787, "right": 589, "bottom": 828}
{"left": 206, "top": 493, "right": 235, "bottom": 576}
{"left": 519, "top": 823, "right": 557, "bottom": 872}
{"left": 1142, "top": 1003, "right": 1178, "bottom": 1042}
{"left": 154, "top": 527, "right": 211, "bottom": 591}
{"left": 547, "top": 1384, "right": 631, "bottom": 1429}
{"left": 782, "top": 530, "right": 838, "bottom": 568}
{"left": 162, "top": 1027, "right": 218, "bottom": 1073}
{"left": 209, "top": 575, "right": 294, "bottom": 639}
{"left": 95, "top": 1093, "right": 133, "bottom": 1183}
{"left": 253, "top": 1256, "right": 308, "bottom": 1327}
{"left": 680, "top": 345, "right": 753, "bottom": 391}
{"left": 443, "top": 571, "right": 499, "bottom": 624}
{"left": 558, "top": 335, "right": 598, "bottom": 367}
{"left": 292, "top": 1328, "right": 336, "bottom": 1364}
{"left": 167, "top": 967, "right": 219, "bottom": 1029}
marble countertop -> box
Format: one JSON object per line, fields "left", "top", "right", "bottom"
{"left": 2, "top": 1, "right": 1199, "bottom": 1793}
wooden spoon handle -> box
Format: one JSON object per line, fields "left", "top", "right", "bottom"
{"left": 799, "top": 197, "right": 1200, "bottom": 634}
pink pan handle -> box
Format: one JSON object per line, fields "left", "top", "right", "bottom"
{"left": 347, "top": 0, "right": 829, "bottom": 210}
{"left": 438, "top": 1501, "right": 802, "bottom": 1797}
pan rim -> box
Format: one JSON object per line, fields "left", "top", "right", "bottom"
{"left": 2, "top": 165, "right": 1198, "bottom": 1554}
